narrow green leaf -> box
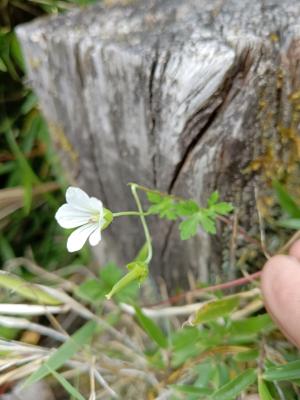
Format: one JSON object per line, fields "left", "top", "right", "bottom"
{"left": 4, "top": 129, "right": 38, "bottom": 212}
{"left": 46, "top": 366, "right": 85, "bottom": 400}
{"left": 258, "top": 377, "right": 273, "bottom": 400}
{"left": 0, "top": 234, "right": 15, "bottom": 261}
{"left": 0, "top": 57, "right": 7, "bottom": 71}
{"left": 0, "top": 271, "right": 61, "bottom": 305}
{"left": 229, "top": 314, "right": 274, "bottom": 336}
{"left": 134, "top": 306, "right": 167, "bottom": 348}
{"left": 192, "top": 296, "right": 240, "bottom": 325}
{"left": 277, "top": 218, "right": 300, "bottom": 230}
{"left": 10, "top": 33, "right": 25, "bottom": 73}
{"left": 273, "top": 180, "right": 300, "bottom": 218}
{"left": 264, "top": 360, "right": 300, "bottom": 381}
{"left": 211, "top": 369, "right": 256, "bottom": 400}
{"left": 20, "top": 92, "right": 38, "bottom": 115}
{"left": 194, "top": 362, "right": 215, "bottom": 388}
{"left": 234, "top": 349, "right": 259, "bottom": 362}
{"left": 171, "top": 384, "right": 212, "bottom": 396}
{"left": 23, "top": 321, "right": 97, "bottom": 387}
{"left": 217, "top": 363, "right": 230, "bottom": 387}
{"left": 22, "top": 168, "right": 33, "bottom": 214}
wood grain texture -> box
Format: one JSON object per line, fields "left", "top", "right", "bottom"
{"left": 17, "top": 0, "right": 300, "bottom": 290}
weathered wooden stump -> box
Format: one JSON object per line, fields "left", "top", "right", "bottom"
{"left": 17, "top": 0, "right": 300, "bottom": 290}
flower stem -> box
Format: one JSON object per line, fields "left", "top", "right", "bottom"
{"left": 112, "top": 211, "right": 150, "bottom": 217}
{"left": 148, "top": 271, "right": 262, "bottom": 307}
{"left": 130, "top": 183, "right": 152, "bottom": 264}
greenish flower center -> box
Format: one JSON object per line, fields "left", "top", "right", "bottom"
{"left": 89, "top": 213, "right": 100, "bottom": 223}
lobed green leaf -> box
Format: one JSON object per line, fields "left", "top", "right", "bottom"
{"left": 179, "top": 216, "right": 199, "bottom": 240}
{"left": 211, "top": 202, "right": 234, "bottom": 215}
{"left": 208, "top": 191, "right": 219, "bottom": 206}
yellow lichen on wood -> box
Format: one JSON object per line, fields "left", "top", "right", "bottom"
{"left": 244, "top": 74, "right": 300, "bottom": 218}
{"left": 269, "top": 33, "right": 280, "bottom": 42}
{"left": 49, "top": 122, "right": 79, "bottom": 163}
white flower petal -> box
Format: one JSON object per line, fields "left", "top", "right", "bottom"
{"left": 89, "top": 197, "right": 104, "bottom": 214}
{"left": 89, "top": 227, "right": 102, "bottom": 246}
{"left": 67, "top": 223, "right": 98, "bottom": 252}
{"left": 66, "top": 187, "right": 91, "bottom": 211}
{"left": 56, "top": 216, "right": 89, "bottom": 229}
{"left": 55, "top": 204, "right": 91, "bottom": 228}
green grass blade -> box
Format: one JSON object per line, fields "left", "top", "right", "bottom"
{"left": 46, "top": 365, "right": 85, "bottom": 400}
{"left": 264, "top": 360, "right": 300, "bottom": 381}
{"left": 0, "top": 271, "right": 61, "bottom": 305}
{"left": 23, "top": 321, "right": 97, "bottom": 387}
{"left": 4, "top": 129, "right": 38, "bottom": 213}
{"left": 258, "top": 377, "right": 273, "bottom": 400}
{"left": 171, "top": 384, "right": 213, "bottom": 396}
{"left": 277, "top": 218, "right": 300, "bottom": 230}
{"left": 134, "top": 306, "right": 167, "bottom": 348}
{"left": 211, "top": 369, "right": 256, "bottom": 400}
{"left": 273, "top": 180, "right": 300, "bottom": 218}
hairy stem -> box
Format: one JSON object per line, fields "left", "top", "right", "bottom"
{"left": 112, "top": 211, "right": 150, "bottom": 217}
{"left": 148, "top": 271, "right": 262, "bottom": 307}
{"left": 130, "top": 184, "right": 152, "bottom": 264}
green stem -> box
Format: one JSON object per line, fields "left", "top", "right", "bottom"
{"left": 112, "top": 211, "right": 150, "bottom": 217}
{"left": 130, "top": 183, "right": 152, "bottom": 264}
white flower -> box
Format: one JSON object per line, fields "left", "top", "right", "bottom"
{"left": 55, "top": 187, "right": 106, "bottom": 252}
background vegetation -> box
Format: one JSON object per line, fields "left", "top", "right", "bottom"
{"left": 0, "top": 1, "right": 300, "bottom": 399}
{"left": 0, "top": 0, "right": 97, "bottom": 273}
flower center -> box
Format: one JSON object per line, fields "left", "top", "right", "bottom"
{"left": 89, "top": 213, "right": 100, "bottom": 223}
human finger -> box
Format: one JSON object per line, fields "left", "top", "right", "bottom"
{"left": 261, "top": 255, "right": 300, "bottom": 349}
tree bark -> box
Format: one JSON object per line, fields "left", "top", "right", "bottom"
{"left": 17, "top": 0, "right": 300, "bottom": 290}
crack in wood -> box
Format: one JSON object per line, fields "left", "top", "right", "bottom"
{"left": 148, "top": 44, "right": 171, "bottom": 188}
{"left": 148, "top": 44, "right": 159, "bottom": 188}
{"left": 74, "top": 42, "right": 85, "bottom": 89}
{"left": 161, "top": 49, "right": 255, "bottom": 271}
{"left": 167, "top": 48, "right": 253, "bottom": 194}
{"left": 167, "top": 98, "right": 227, "bottom": 194}
{"left": 160, "top": 220, "right": 175, "bottom": 261}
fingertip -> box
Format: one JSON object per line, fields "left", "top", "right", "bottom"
{"left": 288, "top": 239, "right": 300, "bottom": 260}
{"left": 261, "top": 254, "right": 300, "bottom": 349}
{"left": 261, "top": 254, "right": 291, "bottom": 294}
